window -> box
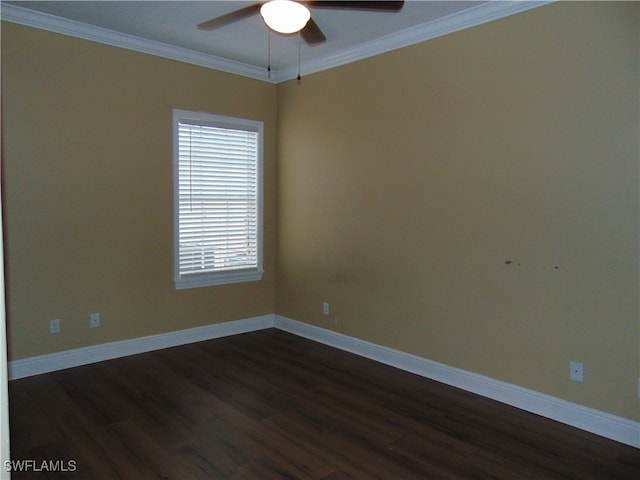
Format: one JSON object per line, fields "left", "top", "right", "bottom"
{"left": 173, "top": 109, "right": 263, "bottom": 289}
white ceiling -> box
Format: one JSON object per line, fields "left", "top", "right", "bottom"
{"left": 1, "top": 1, "right": 548, "bottom": 83}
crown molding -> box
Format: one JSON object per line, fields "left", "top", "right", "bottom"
{"left": 0, "top": 3, "right": 272, "bottom": 83}
{"left": 277, "top": 1, "right": 552, "bottom": 82}
{"left": 2, "top": 1, "right": 551, "bottom": 84}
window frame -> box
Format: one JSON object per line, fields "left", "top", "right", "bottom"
{"left": 172, "top": 109, "right": 264, "bottom": 290}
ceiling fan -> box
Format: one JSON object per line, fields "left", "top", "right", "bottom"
{"left": 197, "top": 1, "right": 405, "bottom": 45}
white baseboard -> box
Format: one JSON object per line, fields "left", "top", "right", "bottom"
{"left": 8, "top": 313, "right": 638, "bottom": 448}
{"left": 8, "top": 314, "right": 275, "bottom": 380}
{"left": 274, "top": 315, "right": 640, "bottom": 449}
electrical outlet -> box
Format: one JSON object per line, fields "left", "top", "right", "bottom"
{"left": 89, "top": 312, "right": 101, "bottom": 328}
{"left": 49, "top": 318, "right": 60, "bottom": 335}
{"left": 570, "top": 361, "right": 583, "bottom": 383}
{"left": 322, "top": 302, "right": 329, "bottom": 315}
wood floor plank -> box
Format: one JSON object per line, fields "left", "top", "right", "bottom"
{"left": 8, "top": 329, "right": 640, "bottom": 479}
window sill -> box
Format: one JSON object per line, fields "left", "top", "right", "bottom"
{"left": 174, "top": 270, "right": 263, "bottom": 290}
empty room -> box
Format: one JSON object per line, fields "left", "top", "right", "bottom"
{"left": 1, "top": 1, "right": 639, "bottom": 478}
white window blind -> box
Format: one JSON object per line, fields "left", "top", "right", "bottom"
{"left": 173, "top": 110, "right": 263, "bottom": 289}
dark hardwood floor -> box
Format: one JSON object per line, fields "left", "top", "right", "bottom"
{"left": 8, "top": 329, "right": 640, "bottom": 479}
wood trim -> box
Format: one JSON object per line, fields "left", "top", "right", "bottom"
{"left": 274, "top": 315, "right": 640, "bottom": 449}
{"left": 8, "top": 315, "right": 275, "bottom": 380}
{"left": 1, "top": 2, "right": 551, "bottom": 84}
{"left": 8, "top": 313, "right": 638, "bottom": 448}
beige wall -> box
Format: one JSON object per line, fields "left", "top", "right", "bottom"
{"left": 2, "top": 2, "right": 639, "bottom": 423}
{"left": 276, "top": 2, "right": 639, "bottom": 421}
{"left": 1, "top": 23, "right": 277, "bottom": 360}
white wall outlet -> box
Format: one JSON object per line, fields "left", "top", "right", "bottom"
{"left": 49, "top": 318, "right": 60, "bottom": 335}
{"left": 322, "top": 302, "right": 329, "bottom": 315}
{"left": 570, "top": 361, "right": 584, "bottom": 383}
{"left": 89, "top": 312, "right": 101, "bottom": 328}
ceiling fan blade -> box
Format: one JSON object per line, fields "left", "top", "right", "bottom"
{"left": 300, "top": 17, "right": 327, "bottom": 45}
{"left": 306, "top": 1, "right": 404, "bottom": 12}
{"left": 197, "top": 4, "right": 262, "bottom": 30}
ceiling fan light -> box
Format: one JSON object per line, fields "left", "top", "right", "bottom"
{"left": 260, "top": 0, "right": 311, "bottom": 34}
